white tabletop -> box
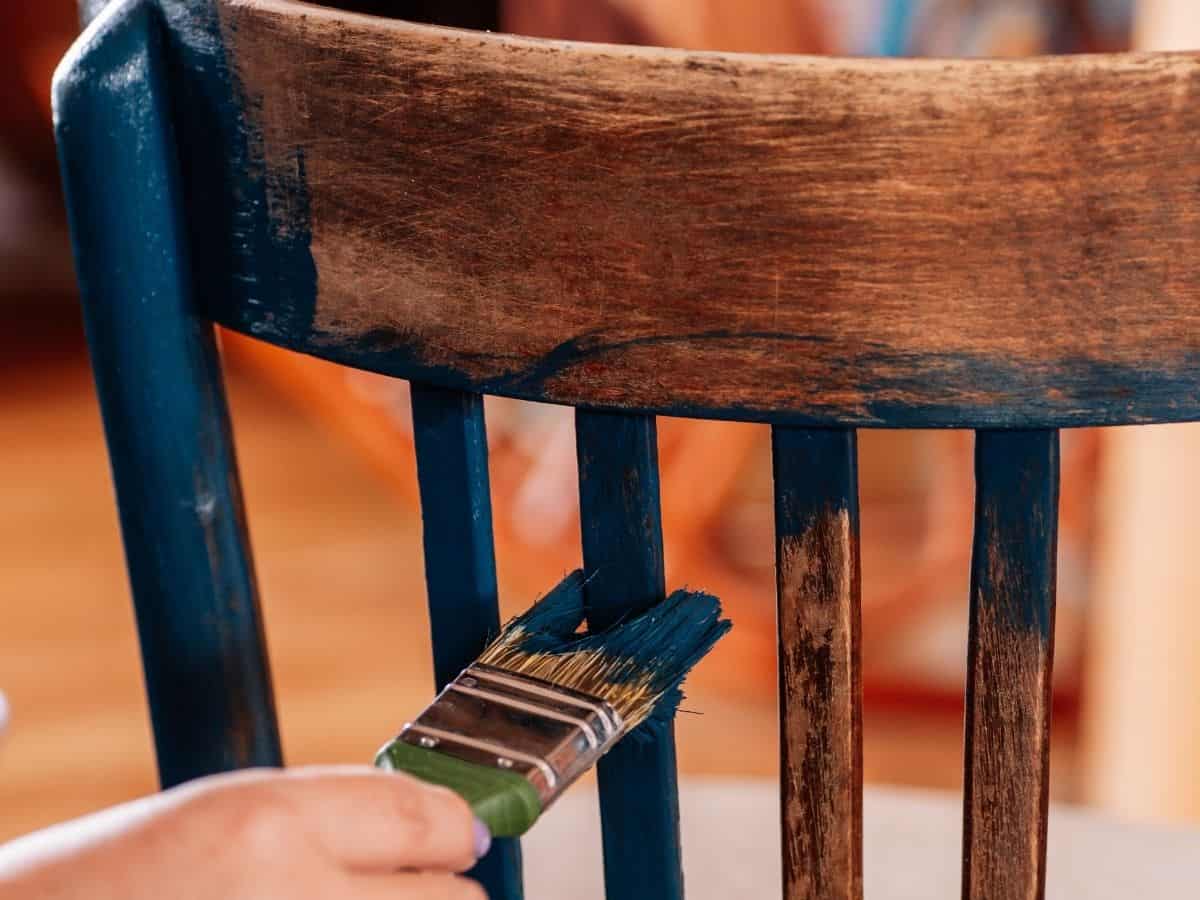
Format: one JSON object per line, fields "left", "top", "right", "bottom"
{"left": 522, "top": 778, "right": 1200, "bottom": 899}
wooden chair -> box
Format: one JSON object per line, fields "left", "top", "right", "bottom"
{"left": 53, "top": 1, "right": 1200, "bottom": 898}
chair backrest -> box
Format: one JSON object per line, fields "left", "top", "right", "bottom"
{"left": 53, "top": 1, "right": 1200, "bottom": 899}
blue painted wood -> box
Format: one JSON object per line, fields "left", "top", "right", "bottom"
{"left": 575, "top": 412, "right": 667, "bottom": 624}
{"left": 53, "top": 0, "right": 281, "bottom": 786}
{"left": 409, "top": 382, "right": 522, "bottom": 900}
{"left": 210, "top": 319, "right": 1200, "bottom": 432}
{"left": 575, "top": 410, "right": 683, "bottom": 900}
{"left": 772, "top": 427, "right": 863, "bottom": 900}
{"left": 962, "top": 429, "right": 1059, "bottom": 900}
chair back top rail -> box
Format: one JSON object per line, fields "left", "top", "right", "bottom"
{"left": 164, "top": 0, "right": 1200, "bottom": 427}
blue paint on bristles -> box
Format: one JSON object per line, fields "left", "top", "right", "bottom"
{"left": 477, "top": 570, "right": 731, "bottom": 734}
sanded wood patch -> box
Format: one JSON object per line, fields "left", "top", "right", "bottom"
{"left": 778, "top": 511, "right": 862, "bottom": 900}
{"left": 774, "top": 427, "right": 862, "bottom": 900}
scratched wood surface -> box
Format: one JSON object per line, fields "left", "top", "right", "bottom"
{"left": 963, "top": 431, "right": 1060, "bottom": 900}
{"left": 772, "top": 427, "right": 863, "bottom": 900}
{"left": 196, "top": 0, "right": 1200, "bottom": 428}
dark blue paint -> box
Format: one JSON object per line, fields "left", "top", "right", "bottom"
{"left": 575, "top": 411, "right": 666, "bottom": 626}
{"left": 221, "top": 318, "right": 1200, "bottom": 430}
{"left": 54, "top": 0, "right": 281, "bottom": 786}
{"left": 80, "top": 0, "right": 321, "bottom": 343}
{"left": 410, "top": 384, "right": 501, "bottom": 688}
{"left": 575, "top": 410, "right": 684, "bottom": 900}
{"left": 968, "top": 430, "right": 1060, "bottom": 638}
{"left": 409, "top": 383, "right": 522, "bottom": 900}
{"left": 506, "top": 573, "right": 730, "bottom": 725}
{"left": 155, "top": 0, "right": 319, "bottom": 345}
{"left": 771, "top": 426, "right": 860, "bottom": 536}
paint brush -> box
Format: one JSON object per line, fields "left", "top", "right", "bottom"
{"left": 375, "top": 570, "right": 730, "bottom": 837}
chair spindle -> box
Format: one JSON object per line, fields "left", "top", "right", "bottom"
{"left": 962, "top": 429, "right": 1060, "bottom": 900}
{"left": 772, "top": 426, "right": 864, "bottom": 900}
{"left": 410, "top": 383, "right": 523, "bottom": 900}
{"left": 575, "top": 410, "right": 684, "bottom": 900}
{"left": 56, "top": 0, "right": 280, "bottom": 787}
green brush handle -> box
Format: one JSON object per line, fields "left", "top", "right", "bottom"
{"left": 375, "top": 740, "right": 542, "bottom": 838}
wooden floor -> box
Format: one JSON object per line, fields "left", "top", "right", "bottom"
{"left": 0, "top": 330, "right": 1077, "bottom": 843}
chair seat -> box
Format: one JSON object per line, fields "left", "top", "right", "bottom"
{"left": 522, "top": 778, "right": 1200, "bottom": 899}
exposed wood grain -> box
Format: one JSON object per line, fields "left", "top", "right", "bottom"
{"left": 204, "top": 0, "right": 1200, "bottom": 428}
{"left": 963, "top": 430, "right": 1060, "bottom": 900}
{"left": 773, "top": 427, "right": 862, "bottom": 900}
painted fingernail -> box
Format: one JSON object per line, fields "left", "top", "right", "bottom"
{"left": 473, "top": 817, "right": 492, "bottom": 859}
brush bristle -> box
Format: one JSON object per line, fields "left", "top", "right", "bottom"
{"left": 477, "top": 570, "right": 731, "bottom": 732}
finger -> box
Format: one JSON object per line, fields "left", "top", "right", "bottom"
{"left": 261, "top": 766, "right": 481, "bottom": 873}
{"left": 346, "top": 872, "right": 487, "bottom": 900}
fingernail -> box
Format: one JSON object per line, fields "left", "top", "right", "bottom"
{"left": 473, "top": 817, "right": 492, "bottom": 859}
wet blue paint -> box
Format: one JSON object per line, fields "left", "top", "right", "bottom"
{"left": 410, "top": 383, "right": 522, "bottom": 899}
{"left": 507, "top": 569, "right": 588, "bottom": 642}
{"left": 500, "top": 573, "right": 730, "bottom": 727}
{"left": 54, "top": 0, "right": 281, "bottom": 786}
{"left": 575, "top": 411, "right": 666, "bottom": 626}
{"left": 410, "top": 384, "right": 502, "bottom": 688}
{"left": 575, "top": 410, "right": 684, "bottom": 900}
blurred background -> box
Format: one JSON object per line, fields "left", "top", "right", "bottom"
{"left": 3, "top": 0, "right": 1198, "bottom": 846}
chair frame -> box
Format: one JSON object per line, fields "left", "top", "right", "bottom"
{"left": 55, "top": 1, "right": 1200, "bottom": 898}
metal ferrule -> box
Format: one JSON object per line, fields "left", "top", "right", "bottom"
{"left": 396, "top": 664, "right": 624, "bottom": 806}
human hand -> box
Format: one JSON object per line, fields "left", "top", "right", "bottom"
{"left": 0, "top": 766, "right": 489, "bottom": 899}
